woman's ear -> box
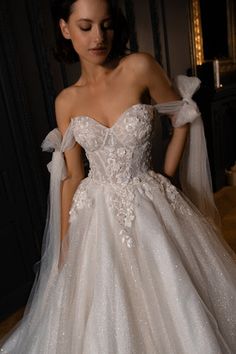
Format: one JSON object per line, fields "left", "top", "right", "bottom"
{"left": 59, "top": 19, "right": 71, "bottom": 39}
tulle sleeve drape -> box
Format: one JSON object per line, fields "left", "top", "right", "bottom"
{"left": 40, "top": 122, "right": 76, "bottom": 272}
{"left": 155, "top": 75, "right": 220, "bottom": 227}
{"left": 0, "top": 122, "right": 76, "bottom": 351}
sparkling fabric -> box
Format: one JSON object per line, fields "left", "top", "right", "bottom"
{"left": 1, "top": 103, "right": 236, "bottom": 354}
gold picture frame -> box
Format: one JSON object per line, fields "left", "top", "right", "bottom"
{"left": 189, "top": 0, "right": 236, "bottom": 77}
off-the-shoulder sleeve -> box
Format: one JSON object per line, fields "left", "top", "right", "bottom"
{"left": 156, "top": 75, "right": 220, "bottom": 227}
{"left": 39, "top": 121, "right": 76, "bottom": 273}
{"left": 41, "top": 121, "right": 76, "bottom": 180}
{"left": 42, "top": 120, "right": 76, "bottom": 152}
{"left": 155, "top": 75, "right": 201, "bottom": 127}
{"left": 41, "top": 128, "right": 66, "bottom": 181}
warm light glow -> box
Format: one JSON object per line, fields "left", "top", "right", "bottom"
{"left": 192, "top": 0, "right": 204, "bottom": 65}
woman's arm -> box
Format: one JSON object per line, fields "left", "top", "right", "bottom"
{"left": 133, "top": 53, "right": 189, "bottom": 178}
{"left": 55, "top": 91, "right": 85, "bottom": 247}
{"left": 60, "top": 146, "right": 85, "bottom": 243}
{"left": 162, "top": 124, "right": 189, "bottom": 177}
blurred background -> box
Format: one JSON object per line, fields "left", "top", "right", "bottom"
{"left": 0, "top": 0, "right": 235, "bottom": 328}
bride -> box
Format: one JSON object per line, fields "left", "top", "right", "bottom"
{"left": 1, "top": 0, "right": 236, "bottom": 353}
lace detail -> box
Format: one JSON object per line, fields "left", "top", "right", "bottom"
{"left": 67, "top": 105, "right": 191, "bottom": 247}
{"left": 144, "top": 171, "right": 192, "bottom": 216}
{"left": 69, "top": 178, "right": 93, "bottom": 222}
{"left": 114, "top": 105, "right": 154, "bottom": 145}
{"left": 72, "top": 116, "right": 107, "bottom": 151}
{"left": 87, "top": 139, "right": 152, "bottom": 185}
{"left": 108, "top": 182, "right": 137, "bottom": 248}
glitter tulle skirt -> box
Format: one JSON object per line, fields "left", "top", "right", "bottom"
{"left": 1, "top": 172, "right": 236, "bottom": 354}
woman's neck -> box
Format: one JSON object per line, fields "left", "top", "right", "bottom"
{"left": 78, "top": 57, "right": 120, "bottom": 85}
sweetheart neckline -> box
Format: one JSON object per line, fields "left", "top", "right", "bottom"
{"left": 70, "top": 103, "right": 153, "bottom": 130}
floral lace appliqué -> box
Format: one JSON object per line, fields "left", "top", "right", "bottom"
{"left": 108, "top": 183, "right": 136, "bottom": 248}
{"left": 69, "top": 179, "right": 93, "bottom": 222}
{"left": 68, "top": 105, "right": 193, "bottom": 247}
{"left": 146, "top": 171, "right": 192, "bottom": 215}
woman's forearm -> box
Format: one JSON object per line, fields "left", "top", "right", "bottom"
{"left": 60, "top": 175, "right": 83, "bottom": 243}
{"left": 163, "top": 124, "right": 189, "bottom": 177}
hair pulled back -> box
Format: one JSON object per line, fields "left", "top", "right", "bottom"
{"left": 51, "top": 0, "right": 130, "bottom": 64}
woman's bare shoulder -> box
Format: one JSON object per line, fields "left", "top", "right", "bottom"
{"left": 122, "top": 52, "right": 179, "bottom": 102}
{"left": 121, "top": 52, "right": 160, "bottom": 72}
{"left": 54, "top": 86, "right": 80, "bottom": 133}
{"left": 120, "top": 52, "right": 166, "bottom": 86}
{"left": 55, "top": 85, "right": 79, "bottom": 107}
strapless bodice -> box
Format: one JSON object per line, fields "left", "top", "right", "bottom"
{"left": 42, "top": 76, "right": 217, "bottom": 226}
{"left": 71, "top": 104, "right": 155, "bottom": 185}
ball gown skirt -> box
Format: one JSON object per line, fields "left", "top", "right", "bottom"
{"left": 1, "top": 78, "right": 236, "bottom": 354}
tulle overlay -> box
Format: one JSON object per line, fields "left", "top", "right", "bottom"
{"left": 1, "top": 76, "right": 236, "bottom": 353}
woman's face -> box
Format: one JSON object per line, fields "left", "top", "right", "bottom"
{"left": 60, "top": 0, "right": 114, "bottom": 65}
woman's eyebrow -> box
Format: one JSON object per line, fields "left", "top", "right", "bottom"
{"left": 77, "top": 19, "right": 92, "bottom": 22}
{"left": 77, "top": 17, "right": 112, "bottom": 23}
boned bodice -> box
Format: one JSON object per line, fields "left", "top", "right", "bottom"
{"left": 71, "top": 104, "right": 155, "bottom": 185}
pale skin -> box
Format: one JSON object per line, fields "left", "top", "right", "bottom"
{"left": 55, "top": 0, "right": 189, "bottom": 266}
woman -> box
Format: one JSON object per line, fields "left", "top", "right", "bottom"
{"left": 1, "top": 0, "right": 236, "bottom": 353}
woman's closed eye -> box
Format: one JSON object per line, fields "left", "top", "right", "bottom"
{"left": 79, "top": 26, "right": 91, "bottom": 31}
{"left": 79, "top": 21, "right": 113, "bottom": 32}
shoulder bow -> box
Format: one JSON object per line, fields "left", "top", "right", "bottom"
{"left": 156, "top": 75, "right": 220, "bottom": 227}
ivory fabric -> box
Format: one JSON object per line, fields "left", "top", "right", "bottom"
{"left": 1, "top": 76, "right": 236, "bottom": 354}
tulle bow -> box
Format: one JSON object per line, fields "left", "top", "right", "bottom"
{"left": 173, "top": 75, "right": 201, "bottom": 127}
{"left": 41, "top": 128, "right": 67, "bottom": 180}
{"left": 155, "top": 75, "right": 201, "bottom": 126}
{"left": 41, "top": 127, "right": 62, "bottom": 152}
{"left": 156, "top": 75, "right": 220, "bottom": 227}
{"left": 41, "top": 122, "right": 76, "bottom": 181}
{"left": 175, "top": 75, "right": 201, "bottom": 100}
{"left": 40, "top": 124, "right": 75, "bottom": 272}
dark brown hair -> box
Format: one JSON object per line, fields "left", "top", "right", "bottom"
{"left": 51, "top": 0, "right": 130, "bottom": 64}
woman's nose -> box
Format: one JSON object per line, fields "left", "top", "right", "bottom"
{"left": 94, "top": 26, "right": 105, "bottom": 43}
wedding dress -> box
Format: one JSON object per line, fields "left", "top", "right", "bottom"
{"left": 1, "top": 76, "right": 236, "bottom": 354}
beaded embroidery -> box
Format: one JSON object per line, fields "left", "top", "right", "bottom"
{"left": 69, "top": 104, "right": 191, "bottom": 247}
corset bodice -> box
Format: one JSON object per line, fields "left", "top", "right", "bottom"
{"left": 71, "top": 104, "right": 155, "bottom": 185}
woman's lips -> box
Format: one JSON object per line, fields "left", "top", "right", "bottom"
{"left": 89, "top": 47, "right": 107, "bottom": 55}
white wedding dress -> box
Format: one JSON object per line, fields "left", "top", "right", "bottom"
{"left": 1, "top": 76, "right": 236, "bottom": 354}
